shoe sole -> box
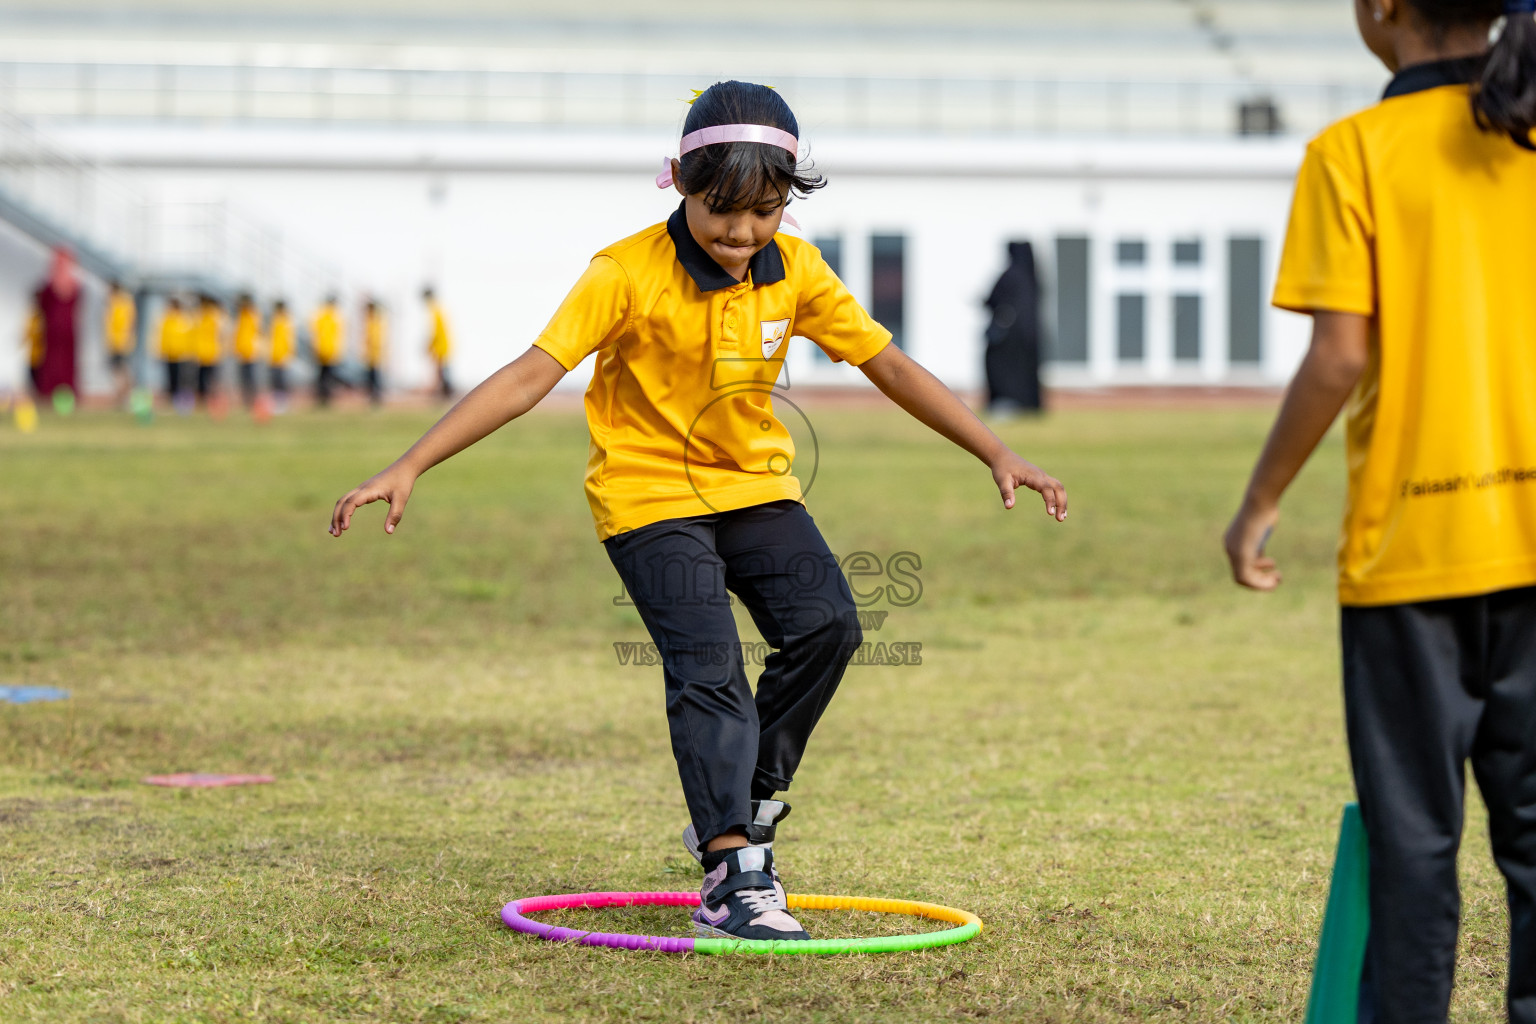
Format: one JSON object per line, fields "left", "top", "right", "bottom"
{"left": 692, "top": 922, "right": 811, "bottom": 941}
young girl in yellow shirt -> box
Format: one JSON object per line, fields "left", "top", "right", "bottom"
{"left": 1225, "top": 2, "right": 1536, "bottom": 1017}
{"left": 330, "top": 81, "right": 1067, "bottom": 942}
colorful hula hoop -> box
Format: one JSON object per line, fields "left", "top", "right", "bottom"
{"left": 499, "top": 890, "right": 983, "bottom": 955}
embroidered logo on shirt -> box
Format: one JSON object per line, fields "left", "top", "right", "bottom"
{"left": 760, "top": 319, "right": 790, "bottom": 359}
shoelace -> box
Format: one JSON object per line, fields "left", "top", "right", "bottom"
{"left": 738, "top": 887, "right": 786, "bottom": 915}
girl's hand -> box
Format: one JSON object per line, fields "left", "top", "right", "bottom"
{"left": 330, "top": 466, "right": 416, "bottom": 537}
{"left": 992, "top": 453, "right": 1068, "bottom": 522}
{"left": 1224, "top": 500, "right": 1280, "bottom": 590}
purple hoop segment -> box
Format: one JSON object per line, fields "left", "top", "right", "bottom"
{"left": 501, "top": 891, "right": 701, "bottom": 953}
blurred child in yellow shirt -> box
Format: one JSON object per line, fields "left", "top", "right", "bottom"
{"left": 269, "top": 299, "right": 293, "bottom": 413}
{"left": 157, "top": 296, "right": 192, "bottom": 407}
{"left": 312, "top": 295, "right": 343, "bottom": 408}
{"left": 23, "top": 301, "right": 44, "bottom": 397}
{"left": 362, "top": 298, "right": 387, "bottom": 407}
{"left": 233, "top": 294, "right": 262, "bottom": 408}
{"left": 422, "top": 286, "right": 452, "bottom": 399}
{"left": 192, "top": 294, "right": 224, "bottom": 405}
{"left": 105, "top": 281, "right": 136, "bottom": 408}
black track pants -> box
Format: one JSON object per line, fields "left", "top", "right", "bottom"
{"left": 604, "top": 500, "right": 862, "bottom": 846}
{"left": 1343, "top": 586, "right": 1536, "bottom": 1024}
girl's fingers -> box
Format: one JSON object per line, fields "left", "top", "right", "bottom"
{"left": 998, "top": 476, "right": 1016, "bottom": 509}
{"left": 385, "top": 493, "right": 407, "bottom": 534}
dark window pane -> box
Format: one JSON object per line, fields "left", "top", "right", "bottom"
{"left": 814, "top": 235, "right": 842, "bottom": 277}
{"left": 810, "top": 236, "right": 843, "bottom": 363}
{"left": 871, "top": 234, "right": 905, "bottom": 350}
{"left": 1116, "top": 239, "right": 1146, "bottom": 266}
{"left": 1174, "top": 239, "right": 1203, "bottom": 266}
{"left": 1228, "top": 237, "right": 1264, "bottom": 364}
{"left": 1117, "top": 293, "right": 1145, "bottom": 361}
{"left": 1174, "top": 293, "right": 1202, "bottom": 361}
{"left": 1053, "top": 236, "right": 1090, "bottom": 363}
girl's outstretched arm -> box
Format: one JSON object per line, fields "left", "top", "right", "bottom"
{"left": 329, "top": 345, "right": 567, "bottom": 537}
{"left": 1224, "top": 310, "right": 1370, "bottom": 590}
{"left": 857, "top": 344, "right": 1067, "bottom": 522}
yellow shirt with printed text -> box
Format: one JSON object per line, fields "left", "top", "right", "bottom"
{"left": 534, "top": 203, "right": 892, "bottom": 540}
{"left": 234, "top": 308, "right": 261, "bottom": 362}
{"left": 106, "top": 291, "right": 136, "bottom": 355}
{"left": 313, "top": 306, "right": 342, "bottom": 366}
{"left": 1273, "top": 59, "right": 1536, "bottom": 606}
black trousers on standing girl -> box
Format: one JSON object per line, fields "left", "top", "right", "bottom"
{"left": 1345, "top": 586, "right": 1536, "bottom": 1024}
{"left": 605, "top": 499, "right": 863, "bottom": 846}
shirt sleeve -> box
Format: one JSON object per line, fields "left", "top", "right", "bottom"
{"left": 793, "top": 245, "right": 892, "bottom": 366}
{"left": 533, "top": 255, "right": 632, "bottom": 371}
{"left": 1272, "top": 137, "right": 1377, "bottom": 316}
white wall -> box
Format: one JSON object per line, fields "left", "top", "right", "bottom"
{"left": 9, "top": 125, "right": 1315, "bottom": 398}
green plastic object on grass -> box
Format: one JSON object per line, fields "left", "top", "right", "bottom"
{"left": 1304, "top": 803, "right": 1370, "bottom": 1024}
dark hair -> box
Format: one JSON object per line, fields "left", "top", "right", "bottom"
{"left": 1409, "top": 1, "right": 1536, "bottom": 149}
{"left": 677, "top": 81, "right": 825, "bottom": 213}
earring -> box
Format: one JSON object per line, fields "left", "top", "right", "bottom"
{"left": 1373, "top": 8, "right": 1384, "bottom": 21}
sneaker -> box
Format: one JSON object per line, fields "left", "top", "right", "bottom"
{"left": 692, "top": 846, "right": 809, "bottom": 941}
{"left": 682, "top": 800, "right": 791, "bottom": 903}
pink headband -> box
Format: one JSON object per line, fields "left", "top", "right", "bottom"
{"left": 655, "top": 123, "right": 800, "bottom": 188}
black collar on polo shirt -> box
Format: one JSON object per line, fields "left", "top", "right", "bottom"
{"left": 666, "top": 201, "right": 787, "bottom": 292}
{"left": 1383, "top": 56, "right": 1483, "bottom": 100}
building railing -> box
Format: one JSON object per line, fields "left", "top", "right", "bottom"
{"left": 0, "top": 60, "right": 1383, "bottom": 139}
{"left": 0, "top": 107, "right": 341, "bottom": 300}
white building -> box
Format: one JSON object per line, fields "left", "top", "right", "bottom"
{"left": 0, "top": 0, "right": 1389, "bottom": 396}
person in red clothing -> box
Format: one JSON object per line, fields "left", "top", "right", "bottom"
{"left": 32, "top": 247, "right": 80, "bottom": 401}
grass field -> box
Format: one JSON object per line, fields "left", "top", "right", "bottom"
{"left": 0, "top": 401, "right": 1513, "bottom": 1023}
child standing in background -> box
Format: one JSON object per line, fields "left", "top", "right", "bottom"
{"left": 312, "top": 295, "right": 344, "bottom": 408}
{"left": 362, "top": 299, "right": 387, "bottom": 407}
{"left": 1225, "top": 2, "right": 1536, "bottom": 1020}
{"left": 192, "top": 294, "right": 224, "bottom": 407}
{"left": 233, "top": 294, "right": 262, "bottom": 409}
{"left": 269, "top": 299, "right": 293, "bottom": 413}
{"left": 157, "top": 296, "right": 192, "bottom": 410}
{"left": 422, "top": 287, "right": 452, "bottom": 399}
{"left": 104, "top": 281, "right": 136, "bottom": 409}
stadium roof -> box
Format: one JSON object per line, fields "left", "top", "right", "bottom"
{"left": 0, "top": 0, "right": 1385, "bottom": 88}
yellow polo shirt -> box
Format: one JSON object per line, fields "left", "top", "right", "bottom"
{"left": 427, "top": 303, "right": 451, "bottom": 364}
{"left": 234, "top": 307, "right": 261, "bottom": 362}
{"left": 269, "top": 312, "right": 293, "bottom": 366}
{"left": 313, "top": 306, "right": 342, "bottom": 366}
{"left": 1274, "top": 58, "right": 1536, "bottom": 606}
{"left": 193, "top": 307, "right": 223, "bottom": 366}
{"left": 106, "top": 291, "right": 136, "bottom": 355}
{"left": 535, "top": 202, "right": 892, "bottom": 540}
{"left": 364, "top": 310, "right": 387, "bottom": 368}
{"left": 26, "top": 309, "right": 44, "bottom": 367}
{"left": 158, "top": 309, "right": 192, "bottom": 362}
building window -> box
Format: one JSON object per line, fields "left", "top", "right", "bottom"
{"left": 1053, "top": 236, "right": 1090, "bottom": 363}
{"left": 1228, "top": 237, "right": 1264, "bottom": 364}
{"left": 871, "top": 234, "right": 905, "bottom": 350}
{"left": 1173, "top": 239, "right": 1203, "bottom": 266}
{"left": 1116, "top": 239, "right": 1147, "bottom": 266}
{"left": 1117, "top": 293, "right": 1145, "bottom": 361}
{"left": 1174, "top": 294, "right": 1202, "bottom": 362}
{"left": 810, "top": 236, "right": 843, "bottom": 364}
